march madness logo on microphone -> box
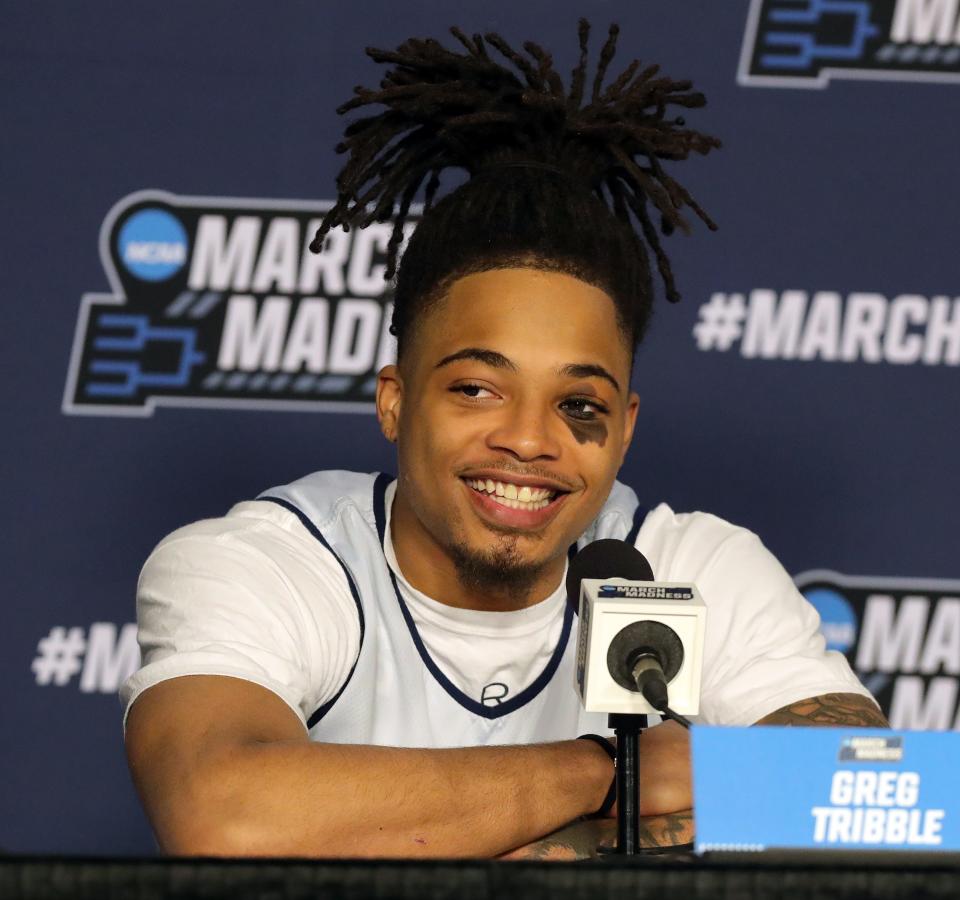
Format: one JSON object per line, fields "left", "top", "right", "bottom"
{"left": 796, "top": 570, "right": 960, "bottom": 731}
{"left": 63, "top": 190, "right": 417, "bottom": 417}
{"left": 740, "top": 0, "right": 960, "bottom": 88}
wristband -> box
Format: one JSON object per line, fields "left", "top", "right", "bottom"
{"left": 577, "top": 733, "right": 616, "bottom": 818}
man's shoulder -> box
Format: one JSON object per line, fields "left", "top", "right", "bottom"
{"left": 258, "top": 469, "right": 386, "bottom": 534}
{"left": 152, "top": 469, "right": 385, "bottom": 561}
{"left": 143, "top": 503, "right": 325, "bottom": 581}
{"left": 261, "top": 469, "right": 383, "bottom": 503}
{"left": 603, "top": 477, "right": 756, "bottom": 546}
{"left": 630, "top": 497, "right": 767, "bottom": 582}
{"left": 640, "top": 501, "right": 756, "bottom": 546}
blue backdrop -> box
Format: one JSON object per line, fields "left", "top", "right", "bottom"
{"left": 2, "top": 0, "right": 957, "bottom": 855}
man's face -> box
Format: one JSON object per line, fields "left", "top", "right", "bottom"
{"left": 378, "top": 267, "right": 639, "bottom": 602}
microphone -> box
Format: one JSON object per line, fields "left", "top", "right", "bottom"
{"left": 568, "top": 539, "right": 705, "bottom": 723}
{"left": 567, "top": 541, "right": 680, "bottom": 712}
{"left": 565, "top": 538, "right": 654, "bottom": 598}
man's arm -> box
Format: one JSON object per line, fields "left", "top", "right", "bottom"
{"left": 125, "top": 674, "right": 687, "bottom": 859}
{"left": 499, "top": 721, "right": 694, "bottom": 859}
{"left": 500, "top": 693, "right": 888, "bottom": 859}
{"left": 755, "top": 692, "right": 890, "bottom": 727}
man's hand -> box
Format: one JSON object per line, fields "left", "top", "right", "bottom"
{"left": 625, "top": 720, "right": 692, "bottom": 817}
{"left": 498, "top": 692, "right": 887, "bottom": 861}
{"left": 756, "top": 692, "right": 890, "bottom": 727}
{"left": 500, "top": 722, "right": 692, "bottom": 860}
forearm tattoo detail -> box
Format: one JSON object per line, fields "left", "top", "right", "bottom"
{"left": 637, "top": 809, "right": 694, "bottom": 849}
{"left": 501, "top": 810, "right": 694, "bottom": 861}
{"left": 757, "top": 693, "right": 890, "bottom": 727}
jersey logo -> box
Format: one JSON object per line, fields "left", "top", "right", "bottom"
{"left": 481, "top": 682, "right": 510, "bottom": 707}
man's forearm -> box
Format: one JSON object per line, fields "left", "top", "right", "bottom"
{"left": 756, "top": 693, "right": 890, "bottom": 727}
{"left": 128, "top": 679, "right": 692, "bottom": 859}
{"left": 160, "top": 738, "right": 613, "bottom": 859}
{"left": 500, "top": 810, "right": 695, "bottom": 860}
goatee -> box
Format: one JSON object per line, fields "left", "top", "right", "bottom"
{"left": 447, "top": 534, "right": 547, "bottom": 600}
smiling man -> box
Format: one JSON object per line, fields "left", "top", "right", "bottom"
{"left": 122, "top": 23, "right": 885, "bottom": 860}
{"left": 384, "top": 269, "right": 636, "bottom": 615}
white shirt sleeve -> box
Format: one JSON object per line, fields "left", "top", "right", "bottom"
{"left": 120, "top": 501, "right": 362, "bottom": 729}
{"left": 638, "top": 504, "right": 874, "bottom": 726}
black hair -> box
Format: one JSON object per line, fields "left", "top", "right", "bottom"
{"left": 311, "top": 20, "right": 720, "bottom": 357}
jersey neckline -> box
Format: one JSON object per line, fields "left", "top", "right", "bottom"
{"left": 372, "top": 473, "right": 575, "bottom": 720}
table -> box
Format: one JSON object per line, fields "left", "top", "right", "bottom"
{"left": 3, "top": 853, "right": 959, "bottom": 900}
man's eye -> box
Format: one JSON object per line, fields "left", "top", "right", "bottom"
{"left": 560, "top": 398, "right": 608, "bottom": 420}
{"left": 452, "top": 384, "right": 493, "bottom": 399}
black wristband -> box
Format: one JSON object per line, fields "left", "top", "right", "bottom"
{"left": 577, "top": 733, "right": 616, "bottom": 818}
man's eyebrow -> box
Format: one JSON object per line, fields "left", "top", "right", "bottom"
{"left": 434, "top": 348, "right": 519, "bottom": 372}
{"left": 559, "top": 363, "right": 621, "bottom": 393}
{"left": 433, "top": 351, "right": 621, "bottom": 392}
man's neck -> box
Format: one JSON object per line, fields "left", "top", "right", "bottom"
{"left": 388, "top": 485, "right": 565, "bottom": 613}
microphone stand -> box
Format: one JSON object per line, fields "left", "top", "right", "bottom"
{"left": 608, "top": 712, "right": 647, "bottom": 855}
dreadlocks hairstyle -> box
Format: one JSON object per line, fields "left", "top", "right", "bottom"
{"left": 311, "top": 20, "right": 720, "bottom": 358}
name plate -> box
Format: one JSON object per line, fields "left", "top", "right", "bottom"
{"left": 691, "top": 726, "right": 960, "bottom": 854}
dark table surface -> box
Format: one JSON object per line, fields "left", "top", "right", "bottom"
{"left": 3, "top": 852, "right": 960, "bottom": 900}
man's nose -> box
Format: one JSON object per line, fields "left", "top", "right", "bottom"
{"left": 484, "top": 398, "right": 562, "bottom": 461}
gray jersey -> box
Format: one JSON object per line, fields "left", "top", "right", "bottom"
{"left": 260, "top": 471, "right": 646, "bottom": 746}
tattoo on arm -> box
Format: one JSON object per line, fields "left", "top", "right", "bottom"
{"left": 756, "top": 693, "right": 890, "bottom": 727}
{"left": 498, "top": 819, "right": 609, "bottom": 861}
{"left": 637, "top": 809, "right": 694, "bottom": 849}
{"left": 499, "top": 810, "right": 694, "bottom": 861}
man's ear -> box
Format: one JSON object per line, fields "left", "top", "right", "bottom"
{"left": 620, "top": 391, "right": 640, "bottom": 463}
{"left": 376, "top": 364, "right": 403, "bottom": 444}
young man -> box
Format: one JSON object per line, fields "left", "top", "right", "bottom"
{"left": 122, "top": 24, "right": 886, "bottom": 860}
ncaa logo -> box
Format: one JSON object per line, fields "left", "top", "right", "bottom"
{"left": 64, "top": 190, "right": 414, "bottom": 417}
{"left": 117, "top": 207, "right": 188, "bottom": 281}
{"left": 802, "top": 586, "right": 858, "bottom": 653}
{"left": 795, "top": 570, "right": 960, "bottom": 731}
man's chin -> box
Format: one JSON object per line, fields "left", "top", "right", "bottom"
{"left": 447, "top": 537, "right": 551, "bottom": 598}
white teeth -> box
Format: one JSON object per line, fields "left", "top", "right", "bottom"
{"left": 465, "top": 478, "right": 557, "bottom": 511}
{"left": 492, "top": 495, "right": 551, "bottom": 511}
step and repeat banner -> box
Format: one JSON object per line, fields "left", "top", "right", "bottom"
{"left": 2, "top": 0, "right": 957, "bottom": 855}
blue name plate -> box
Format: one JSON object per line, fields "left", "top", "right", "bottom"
{"left": 691, "top": 726, "right": 960, "bottom": 854}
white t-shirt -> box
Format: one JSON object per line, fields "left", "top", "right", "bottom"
{"left": 382, "top": 484, "right": 567, "bottom": 708}
{"left": 122, "top": 483, "right": 871, "bottom": 730}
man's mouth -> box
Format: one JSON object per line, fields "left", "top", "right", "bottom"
{"left": 463, "top": 478, "right": 562, "bottom": 512}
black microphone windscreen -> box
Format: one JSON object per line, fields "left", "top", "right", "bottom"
{"left": 565, "top": 539, "right": 655, "bottom": 607}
